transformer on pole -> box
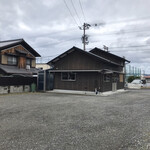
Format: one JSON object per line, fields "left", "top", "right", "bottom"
{"left": 79, "top": 23, "right": 91, "bottom": 50}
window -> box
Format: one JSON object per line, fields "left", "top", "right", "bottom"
{"left": 104, "top": 74, "right": 111, "bottom": 82}
{"left": 61, "top": 72, "right": 76, "bottom": 81}
{"left": 26, "top": 59, "right": 31, "bottom": 66}
{"left": 112, "top": 74, "right": 119, "bottom": 82}
{"left": 7, "top": 56, "right": 17, "bottom": 65}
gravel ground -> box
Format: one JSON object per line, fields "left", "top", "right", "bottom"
{"left": 0, "top": 90, "right": 150, "bottom": 150}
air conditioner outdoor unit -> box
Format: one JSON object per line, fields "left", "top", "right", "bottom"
{"left": 26, "top": 65, "right": 30, "bottom": 70}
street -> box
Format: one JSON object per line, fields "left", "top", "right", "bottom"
{"left": 0, "top": 90, "right": 150, "bottom": 150}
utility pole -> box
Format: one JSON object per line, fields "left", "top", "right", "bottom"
{"left": 79, "top": 23, "right": 91, "bottom": 51}
{"left": 79, "top": 22, "right": 105, "bottom": 51}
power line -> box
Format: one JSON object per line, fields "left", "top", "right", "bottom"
{"left": 34, "top": 37, "right": 80, "bottom": 48}
{"left": 26, "top": 27, "right": 77, "bottom": 39}
{"left": 111, "top": 49, "right": 150, "bottom": 52}
{"left": 37, "top": 48, "right": 150, "bottom": 61}
{"left": 90, "top": 36, "right": 149, "bottom": 44}
{"left": 78, "top": 0, "right": 86, "bottom": 22}
{"left": 70, "top": 0, "right": 82, "bottom": 26}
{"left": 63, "top": 0, "right": 79, "bottom": 27}
{"left": 34, "top": 32, "right": 150, "bottom": 49}
{"left": 90, "top": 28, "right": 150, "bottom": 37}
{"left": 105, "top": 16, "right": 150, "bottom": 25}
{"left": 19, "top": 16, "right": 150, "bottom": 41}
{"left": 40, "top": 54, "right": 60, "bottom": 58}
{"left": 30, "top": 27, "right": 150, "bottom": 48}
{"left": 110, "top": 45, "right": 150, "bottom": 49}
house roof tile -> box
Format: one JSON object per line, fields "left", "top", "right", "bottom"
{"left": 0, "top": 39, "right": 40, "bottom": 57}
{"left": 47, "top": 46, "right": 123, "bottom": 66}
{"left": 0, "top": 64, "right": 39, "bottom": 74}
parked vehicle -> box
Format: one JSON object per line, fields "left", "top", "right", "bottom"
{"left": 131, "top": 79, "right": 144, "bottom": 87}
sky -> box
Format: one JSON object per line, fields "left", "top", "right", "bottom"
{"left": 0, "top": 0, "right": 150, "bottom": 73}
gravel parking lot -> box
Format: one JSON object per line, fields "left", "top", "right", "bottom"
{"left": 0, "top": 90, "right": 150, "bottom": 150}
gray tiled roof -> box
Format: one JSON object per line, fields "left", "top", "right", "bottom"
{"left": 0, "top": 64, "right": 39, "bottom": 74}
{"left": 0, "top": 39, "right": 22, "bottom": 48}
{"left": 0, "top": 39, "right": 40, "bottom": 57}
{"left": 48, "top": 46, "right": 122, "bottom": 66}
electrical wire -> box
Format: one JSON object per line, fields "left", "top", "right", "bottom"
{"left": 105, "top": 16, "right": 150, "bottom": 25}
{"left": 63, "top": 0, "right": 79, "bottom": 27}
{"left": 37, "top": 47, "right": 150, "bottom": 63}
{"left": 90, "top": 28, "right": 150, "bottom": 37}
{"left": 70, "top": 0, "right": 82, "bottom": 26}
{"left": 111, "top": 49, "right": 150, "bottom": 52}
{"left": 33, "top": 37, "right": 80, "bottom": 49}
{"left": 78, "top": 0, "right": 86, "bottom": 22}
{"left": 109, "top": 45, "right": 150, "bottom": 49}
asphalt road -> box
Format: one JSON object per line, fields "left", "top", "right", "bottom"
{"left": 0, "top": 90, "right": 150, "bottom": 150}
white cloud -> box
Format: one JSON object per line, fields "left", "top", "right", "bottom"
{"left": 15, "top": 5, "right": 24, "bottom": 17}
{"left": 18, "top": 22, "right": 31, "bottom": 31}
{"left": 0, "top": 0, "right": 150, "bottom": 73}
{"left": 42, "top": 0, "right": 58, "bottom": 8}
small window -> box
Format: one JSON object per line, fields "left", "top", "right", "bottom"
{"left": 26, "top": 59, "right": 31, "bottom": 65}
{"left": 112, "top": 74, "right": 119, "bottom": 82}
{"left": 7, "top": 56, "right": 17, "bottom": 65}
{"left": 62, "top": 72, "right": 68, "bottom": 80}
{"left": 104, "top": 74, "right": 110, "bottom": 82}
{"left": 61, "top": 72, "right": 76, "bottom": 81}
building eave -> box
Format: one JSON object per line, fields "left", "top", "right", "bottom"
{"left": 0, "top": 39, "right": 41, "bottom": 57}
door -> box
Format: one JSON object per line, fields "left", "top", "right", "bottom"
{"left": 46, "top": 71, "right": 54, "bottom": 90}
{"left": 38, "top": 71, "right": 45, "bottom": 91}
{"left": 112, "top": 73, "right": 118, "bottom": 91}
{"left": 18, "top": 57, "right": 26, "bottom": 68}
{"left": 112, "top": 83, "right": 117, "bottom": 91}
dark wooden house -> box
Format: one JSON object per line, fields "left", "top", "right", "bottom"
{"left": 47, "top": 46, "right": 130, "bottom": 92}
{"left": 0, "top": 39, "right": 41, "bottom": 76}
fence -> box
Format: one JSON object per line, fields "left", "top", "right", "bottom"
{"left": 0, "top": 77, "right": 37, "bottom": 94}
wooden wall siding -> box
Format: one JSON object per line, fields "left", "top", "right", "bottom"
{"left": 91, "top": 50, "right": 124, "bottom": 65}
{"left": 119, "top": 74, "right": 123, "bottom": 82}
{"left": 117, "top": 74, "right": 125, "bottom": 89}
{"left": 18, "top": 57, "right": 26, "bottom": 68}
{"left": 54, "top": 72, "right": 102, "bottom": 92}
{"left": 1, "top": 55, "right": 7, "bottom": 64}
{"left": 1, "top": 47, "right": 15, "bottom": 54}
{"left": 102, "top": 82, "right": 112, "bottom": 92}
{"left": 15, "top": 45, "right": 34, "bottom": 58}
{"left": 117, "top": 82, "right": 124, "bottom": 90}
{"left": 0, "top": 76, "right": 37, "bottom": 86}
{"left": 0, "top": 69, "right": 5, "bottom": 75}
{"left": 1, "top": 45, "right": 35, "bottom": 58}
{"left": 0, "top": 45, "right": 36, "bottom": 68}
{"left": 99, "top": 74, "right": 125, "bottom": 92}
{"left": 102, "top": 75, "right": 112, "bottom": 92}
{"left": 54, "top": 50, "right": 121, "bottom": 71}
{"left": 31, "top": 59, "right": 36, "bottom": 67}
{"left": 53, "top": 72, "right": 124, "bottom": 92}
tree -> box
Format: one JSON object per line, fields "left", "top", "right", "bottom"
{"left": 127, "top": 76, "right": 140, "bottom": 83}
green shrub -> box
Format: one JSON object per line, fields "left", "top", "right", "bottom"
{"left": 127, "top": 76, "right": 140, "bottom": 83}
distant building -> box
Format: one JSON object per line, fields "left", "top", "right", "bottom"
{"left": 0, "top": 39, "right": 41, "bottom": 76}
{"left": 36, "top": 63, "right": 50, "bottom": 70}
{"left": 143, "top": 76, "right": 150, "bottom": 86}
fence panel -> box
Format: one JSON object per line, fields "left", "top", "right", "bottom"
{"left": 0, "top": 77, "right": 37, "bottom": 86}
